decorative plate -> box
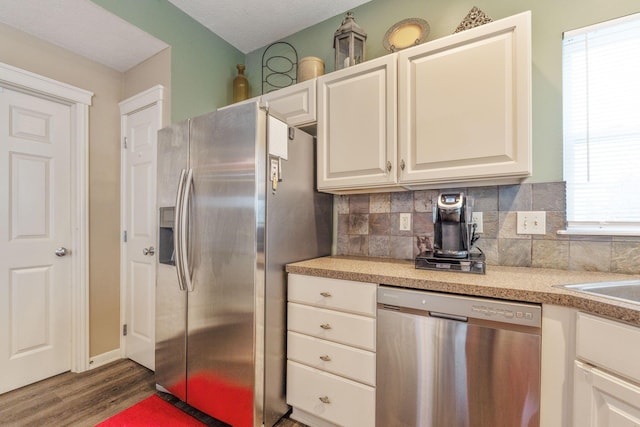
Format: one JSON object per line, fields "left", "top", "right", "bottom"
{"left": 383, "top": 18, "right": 430, "bottom": 52}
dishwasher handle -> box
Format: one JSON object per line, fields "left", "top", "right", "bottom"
{"left": 380, "top": 304, "right": 469, "bottom": 322}
{"left": 429, "top": 311, "right": 468, "bottom": 322}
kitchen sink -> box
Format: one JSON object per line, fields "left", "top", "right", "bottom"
{"left": 557, "top": 280, "right": 640, "bottom": 305}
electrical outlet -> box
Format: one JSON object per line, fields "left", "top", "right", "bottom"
{"left": 399, "top": 213, "right": 412, "bottom": 231}
{"left": 516, "top": 211, "right": 546, "bottom": 235}
{"left": 471, "top": 212, "right": 483, "bottom": 234}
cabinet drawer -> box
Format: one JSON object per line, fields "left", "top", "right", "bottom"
{"left": 288, "top": 274, "right": 377, "bottom": 316}
{"left": 288, "top": 303, "right": 375, "bottom": 351}
{"left": 287, "top": 361, "right": 375, "bottom": 427}
{"left": 288, "top": 331, "right": 375, "bottom": 386}
{"left": 576, "top": 312, "right": 640, "bottom": 383}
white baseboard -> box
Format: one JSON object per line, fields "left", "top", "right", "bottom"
{"left": 290, "top": 408, "right": 340, "bottom": 427}
{"left": 88, "top": 349, "right": 122, "bottom": 370}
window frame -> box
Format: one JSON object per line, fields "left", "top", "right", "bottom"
{"left": 562, "top": 12, "right": 640, "bottom": 237}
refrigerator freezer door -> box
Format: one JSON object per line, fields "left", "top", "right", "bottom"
{"left": 156, "top": 119, "right": 189, "bottom": 401}
{"left": 186, "top": 104, "right": 261, "bottom": 427}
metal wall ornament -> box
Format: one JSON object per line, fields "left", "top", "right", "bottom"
{"left": 262, "top": 41, "right": 298, "bottom": 94}
{"left": 454, "top": 6, "right": 493, "bottom": 33}
{"left": 334, "top": 11, "right": 367, "bottom": 70}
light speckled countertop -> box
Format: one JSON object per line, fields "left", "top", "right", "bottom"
{"left": 286, "top": 256, "right": 640, "bottom": 326}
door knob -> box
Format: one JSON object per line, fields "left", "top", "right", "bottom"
{"left": 143, "top": 246, "right": 156, "bottom": 256}
{"left": 55, "top": 247, "right": 68, "bottom": 257}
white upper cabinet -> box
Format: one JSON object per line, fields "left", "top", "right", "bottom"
{"left": 316, "top": 54, "right": 399, "bottom": 192}
{"left": 221, "top": 79, "right": 316, "bottom": 127}
{"left": 316, "top": 11, "right": 532, "bottom": 194}
{"left": 397, "top": 11, "right": 532, "bottom": 187}
{"left": 262, "top": 79, "right": 316, "bottom": 127}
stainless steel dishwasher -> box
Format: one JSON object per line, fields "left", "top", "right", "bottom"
{"left": 377, "top": 286, "right": 542, "bottom": 427}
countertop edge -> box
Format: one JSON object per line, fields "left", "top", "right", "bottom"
{"left": 286, "top": 256, "right": 640, "bottom": 327}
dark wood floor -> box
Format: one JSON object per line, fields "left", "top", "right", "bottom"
{"left": 0, "top": 359, "right": 306, "bottom": 427}
{"left": 0, "top": 359, "right": 155, "bottom": 426}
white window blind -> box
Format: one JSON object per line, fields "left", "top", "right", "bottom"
{"left": 563, "top": 13, "right": 640, "bottom": 235}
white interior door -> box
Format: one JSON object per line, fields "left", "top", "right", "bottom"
{"left": 120, "top": 87, "right": 163, "bottom": 371}
{"left": 0, "top": 86, "right": 72, "bottom": 393}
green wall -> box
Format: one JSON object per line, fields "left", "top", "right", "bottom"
{"left": 244, "top": 0, "right": 640, "bottom": 183}
{"left": 92, "top": 0, "right": 244, "bottom": 122}
{"left": 95, "top": 0, "right": 640, "bottom": 182}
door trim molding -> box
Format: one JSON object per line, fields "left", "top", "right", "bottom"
{"left": 118, "top": 85, "right": 164, "bottom": 362}
{"left": 0, "top": 61, "right": 93, "bottom": 373}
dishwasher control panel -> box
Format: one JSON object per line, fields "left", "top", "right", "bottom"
{"left": 378, "top": 286, "right": 542, "bottom": 328}
{"left": 471, "top": 304, "right": 536, "bottom": 321}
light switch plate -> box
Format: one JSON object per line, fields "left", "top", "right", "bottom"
{"left": 516, "top": 211, "right": 546, "bottom": 235}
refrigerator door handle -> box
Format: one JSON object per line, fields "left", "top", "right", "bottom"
{"left": 174, "top": 169, "right": 187, "bottom": 291}
{"left": 180, "top": 168, "right": 194, "bottom": 292}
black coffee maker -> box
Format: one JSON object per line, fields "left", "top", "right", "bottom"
{"left": 416, "top": 192, "right": 484, "bottom": 273}
{"left": 433, "top": 192, "right": 473, "bottom": 259}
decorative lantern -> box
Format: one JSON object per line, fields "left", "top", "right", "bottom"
{"left": 334, "top": 12, "right": 367, "bottom": 70}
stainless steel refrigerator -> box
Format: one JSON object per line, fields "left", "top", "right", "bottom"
{"left": 155, "top": 102, "right": 332, "bottom": 427}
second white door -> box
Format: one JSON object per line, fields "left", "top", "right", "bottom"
{"left": 121, "top": 97, "right": 161, "bottom": 371}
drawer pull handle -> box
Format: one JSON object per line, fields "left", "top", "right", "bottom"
{"left": 320, "top": 323, "right": 332, "bottom": 330}
{"left": 319, "top": 396, "right": 331, "bottom": 404}
{"left": 319, "top": 355, "right": 331, "bottom": 362}
{"left": 320, "top": 292, "right": 331, "bottom": 297}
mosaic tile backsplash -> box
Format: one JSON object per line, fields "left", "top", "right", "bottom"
{"left": 335, "top": 182, "right": 640, "bottom": 274}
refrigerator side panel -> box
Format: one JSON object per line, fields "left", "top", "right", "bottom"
{"left": 155, "top": 120, "right": 189, "bottom": 401}
{"left": 186, "top": 103, "right": 260, "bottom": 427}
{"left": 263, "top": 126, "right": 333, "bottom": 426}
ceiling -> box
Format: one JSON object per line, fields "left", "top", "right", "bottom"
{"left": 0, "top": 0, "right": 371, "bottom": 72}
{"left": 168, "top": 0, "right": 372, "bottom": 54}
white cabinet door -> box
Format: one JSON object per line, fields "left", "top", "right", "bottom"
{"left": 398, "top": 11, "right": 531, "bottom": 186}
{"left": 317, "top": 54, "right": 398, "bottom": 192}
{"left": 574, "top": 361, "right": 640, "bottom": 426}
{"left": 262, "top": 79, "right": 316, "bottom": 126}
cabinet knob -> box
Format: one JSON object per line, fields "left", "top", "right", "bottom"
{"left": 319, "top": 354, "right": 332, "bottom": 362}
{"left": 320, "top": 292, "right": 331, "bottom": 297}
{"left": 386, "top": 161, "right": 392, "bottom": 172}
{"left": 400, "top": 159, "right": 406, "bottom": 170}
{"left": 320, "top": 323, "right": 332, "bottom": 330}
{"left": 319, "top": 396, "right": 331, "bottom": 404}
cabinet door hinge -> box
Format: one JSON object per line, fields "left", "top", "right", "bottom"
{"left": 123, "top": 137, "right": 128, "bottom": 149}
{"left": 123, "top": 230, "right": 127, "bottom": 242}
{"left": 122, "top": 324, "right": 128, "bottom": 336}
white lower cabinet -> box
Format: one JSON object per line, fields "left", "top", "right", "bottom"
{"left": 287, "top": 274, "right": 377, "bottom": 427}
{"left": 574, "top": 361, "right": 640, "bottom": 426}
{"left": 574, "top": 312, "right": 640, "bottom": 426}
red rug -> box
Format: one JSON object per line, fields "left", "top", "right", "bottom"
{"left": 96, "top": 395, "right": 206, "bottom": 426}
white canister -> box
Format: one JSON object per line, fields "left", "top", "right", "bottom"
{"left": 297, "top": 57, "right": 325, "bottom": 82}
